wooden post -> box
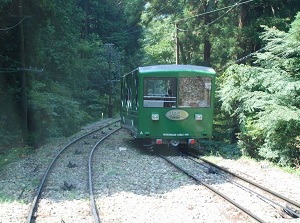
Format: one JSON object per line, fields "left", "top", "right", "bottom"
{"left": 105, "top": 43, "right": 114, "bottom": 118}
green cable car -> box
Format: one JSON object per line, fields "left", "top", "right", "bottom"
{"left": 121, "top": 64, "right": 216, "bottom": 147}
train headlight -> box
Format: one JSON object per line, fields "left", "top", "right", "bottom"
{"left": 195, "top": 114, "right": 203, "bottom": 120}
{"left": 151, "top": 113, "right": 159, "bottom": 121}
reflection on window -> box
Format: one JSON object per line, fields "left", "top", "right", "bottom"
{"left": 121, "top": 71, "right": 139, "bottom": 110}
{"left": 143, "top": 77, "right": 177, "bottom": 107}
{"left": 179, "top": 77, "right": 212, "bottom": 108}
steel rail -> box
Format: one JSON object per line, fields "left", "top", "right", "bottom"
{"left": 27, "top": 119, "right": 119, "bottom": 223}
{"left": 88, "top": 127, "right": 121, "bottom": 223}
{"left": 157, "top": 153, "right": 267, "bottom": 223}
{"left": 182, "top": 151, "right": 300, "bottom": 218}
{"left": 184, "top": 151, "right": 300, "bottom": 210}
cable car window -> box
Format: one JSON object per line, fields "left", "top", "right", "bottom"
{"left": 143, "top": 77, "right": 177, "bottom": 107}
{"left": 179, "top": 77, "right": 212, "bottom": 108}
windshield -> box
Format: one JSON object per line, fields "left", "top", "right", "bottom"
{"left": 178, "top": 77, "right": 212, "bottom": 108}
{"left": 143, "top": 77, "right": 176, "bottom": 107}
{"left": 143, "top": 76, "right": 211, "bottom": 108}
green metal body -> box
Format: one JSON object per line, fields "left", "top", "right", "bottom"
{"left": 120, "top": 64, "right": 216, "bottom": 145}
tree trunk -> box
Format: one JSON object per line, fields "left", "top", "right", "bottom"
{"left": 203, "top": 37, "right": 211, "bottom": 66}
{"left": 203, "top": 0, "right": 213, "bottom": 66}
{"left": 83, "top": 0, "right": 89, "bottom": 39}
{"left": 18, "top": 0, "right": 28, "bottom": 145}
{"left": 237, "top": 3, "right": 247, "bottom": 63}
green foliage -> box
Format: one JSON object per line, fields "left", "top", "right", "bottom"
{"left": 140, "top": 1, "right": 300, "bottom": 68}
{"left": 0, "top": 0, "right": 143, "bottom": 149}
{"left": 219, "top": 15, "right": 300, "bottom": 166}
{"left": 141, "top": 17, "right": 175, "bottom": 65}
{"left": 28, "top": 0, "right": 84, "bottom": 75}
{"left": 0, "top": 75, "right": 22, "bottom": 145}
{"left": 28, "top": 81, "right": 91, "bottom": 143}
{"left": 200, "top": 140, "right": 242, "bottom": 160}
{"left": 0, "top": 146, "right": 32, "bottom": 171}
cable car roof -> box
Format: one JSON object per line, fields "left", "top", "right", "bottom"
{"left": 139, "top": 64, "right": 216, "bottom": 74}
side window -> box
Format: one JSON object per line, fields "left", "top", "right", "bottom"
{"left": 125, "top": 74, "right": 132, "bottom": 109}
{"left": 121, "top": 78, "right": 126, "bottom": 108}
{"left": 179, "top": 77, "right": 212, "bottom": 108}
{"left": 134, "top": 72, "right": 139, "bottom": 109}
{"left": 143, "top": 77, "right": 177, "bottom": 107}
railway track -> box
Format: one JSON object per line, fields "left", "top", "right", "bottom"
{"left": 183, "top": 151, "right": 300, "bottom": 217}
{"left": 23, "top": 125, "right": 299, "bottom": 223}
{"left": 157, "top": 149, "right": 300, "bottom": 223}
{"left": 27, "top": 119, "right": 121, "bottom": 223}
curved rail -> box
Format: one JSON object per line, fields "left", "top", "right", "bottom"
{"left": 182, "top": 150, "right": 300, "bottom": 218}
{"left": 27, "top": 119, "right": 120, "bottom": 223}
{"left": 88, "top": 127, "right": 121, "bottom": 223}
{"left": 157, "top": 153, "right": 267, "bottom": 223}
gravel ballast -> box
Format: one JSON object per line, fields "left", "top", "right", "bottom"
{"left": 0, "top": 120, "right": 299, "bottom": 223}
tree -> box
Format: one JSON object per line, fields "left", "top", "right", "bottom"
{"left": 140, "top": 0, "right": 245, "bottom": 67}
{"left": 0, "top": 0, "right": 144, "bottom": 147}
{"left": 219, "top": 13, "right": 300, "bottom": 166}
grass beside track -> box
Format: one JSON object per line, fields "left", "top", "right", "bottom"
{"left": 0, "top": 146, "right": 32, "bottom": 171}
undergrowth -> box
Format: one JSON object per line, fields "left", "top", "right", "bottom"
{"left": 0, "top": 146, "right": 33, "bottom": 171}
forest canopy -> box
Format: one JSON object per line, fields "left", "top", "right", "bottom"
{"left": 0, "top": 0, "right": 299, "bottom": 167}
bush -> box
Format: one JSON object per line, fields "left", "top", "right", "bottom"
{"left": 28, "top": 81, "right": 92, "bottom": 145}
